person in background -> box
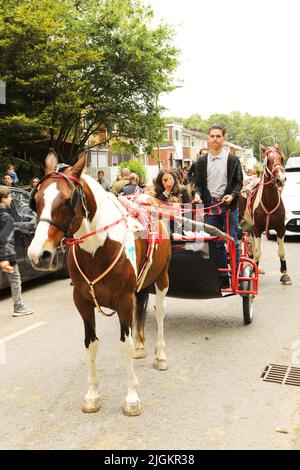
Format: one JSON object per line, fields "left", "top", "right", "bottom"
{"left": 154, "top": 169, "right": 191, "bottom": 240}
{"left": 181, "top": 166, "right": 189, "bottom": 186}
{"left": 2, "top": 174, "right": 14, "bottom": 186}
{"left": 6, "top": 165, "right": 19, "bottom": 185}
{"left": 30, "top": 177, "right": 40, "bottom": 194}
{"left": 111, "top": 167, "right": 131, "bottom": 195}
{"left": 154, "top": 169, "right": 190, "bottom": 204}
{"left": 188, "top": 148, "right": 209, "bottom": 185}
{"left": 138, "top": 176, "right": 146, "bottom": 190}
{"left": 0, "top": 186, "right": 34, "bottom": 317}
{"left": 97, "top": 170, "right": 110, "bottom": 192}
{"left": 193, "top": 125, "right": 243, "bottom": 288}
{"left": 118, "top": 173, "right": 142, "bottom": 196}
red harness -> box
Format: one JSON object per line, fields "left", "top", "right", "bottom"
{"left": 245, "top": 180, "right": 281, "bottom": 238}
{"left": 63, "top": 192, "right": 231, "bottom": 313}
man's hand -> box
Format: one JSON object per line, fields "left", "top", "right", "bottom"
{"left": 192, "top": 193, "right": 202, "bottom": 204}
{"left": 0, "top": 261, "right": 13, "bottom": 273}
{"left": 222, "top": 194, "right": 234, "bottom": 205}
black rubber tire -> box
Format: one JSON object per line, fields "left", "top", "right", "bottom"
{"left": 242, "top": 295, "right": 254, "bottom": 325}
{"left": 241, "top": 264, "right": 254, "bottom": 325}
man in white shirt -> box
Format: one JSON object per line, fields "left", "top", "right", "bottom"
{"left": 193, "top": 125, "right": 243, "bottom": 289}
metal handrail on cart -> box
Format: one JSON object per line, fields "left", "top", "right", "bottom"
{"left": 119, "top": 196, "right": 259, "bottom": 297}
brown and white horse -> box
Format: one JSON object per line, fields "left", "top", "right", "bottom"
{"left": 239, "top": 145, "right": 292, "bottom": 285}
{"left": 27, "top": 150, "right": 171, "bottom": 416}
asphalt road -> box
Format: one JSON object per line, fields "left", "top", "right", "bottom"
{"left": 0, "top": 237, "right": 300, "bottom": 450}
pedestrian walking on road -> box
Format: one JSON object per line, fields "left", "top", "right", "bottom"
{"left": 0, "top": 186, "right": 34, "bottom": 317}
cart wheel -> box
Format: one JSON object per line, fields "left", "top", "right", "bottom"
{"left": 241, "top": 264, "right": 254, "bottom": 325}
{"left": 243, "top": 295, "right": 254, "bottom": 325}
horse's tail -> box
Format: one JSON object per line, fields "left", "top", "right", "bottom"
{"left": 135, "top": 287, "right": 150, "bottom": 335}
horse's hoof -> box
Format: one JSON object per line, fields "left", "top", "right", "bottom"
{"left": 123, "top": 401, "right": 141, "bottom": 416}
{"left": 280, "top": 274, "right": 292, "bottom": 285}
{"left": 81, "top": 398, "right": 101, "bottom": 413}
{"left": 258, "top": 267, "right": 265, "bottom": 274}
{"left": 133, "top": 348, "right": 146, "bottom": 359}
{"left": 154, "top": 358, "right": 168, "bottom": 371}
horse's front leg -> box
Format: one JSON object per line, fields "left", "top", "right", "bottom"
{"left": 118, "top": 295, "right": 141, "bottom": 416}
{"left": 74, "top": 290, "right": 101, "bottom": 413}
{"left": 253, "top": 235, "right": 265, "bottom": 273}
{"left": 154, "top": 283, "right": 168, "bottom": 371}
{"left": 277, "top": 235, "right": 292, "bottom": 285}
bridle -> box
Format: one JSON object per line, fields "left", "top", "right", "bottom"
{"left": 263, "top": 147, "right": 285, "bottom": 183}
{"left": 259, "top": 147, "right": 285, "bottom": 237}
{"left": 30, "top": 172, "right": 88, "bottom": 236}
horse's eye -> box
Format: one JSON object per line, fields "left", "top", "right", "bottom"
{"left": 63, "top": 199, "right": 71, "bottom": 207}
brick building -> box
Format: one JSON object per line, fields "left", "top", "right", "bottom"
{"left": 149, "top": 122, "right": 248, "bottom": 170}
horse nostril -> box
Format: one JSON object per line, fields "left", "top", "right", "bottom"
{"left": 41, "top": 250, "right": 52, "bottom": 261}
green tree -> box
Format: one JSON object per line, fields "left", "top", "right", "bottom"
{"left": 183, "top": 114, "right": 207, "bottom": 133}
{"left": 119, "top": 157, "right": 146, "bottom": 179}
{"left": 0, "top": 0, "right": 179, "bottom": 161}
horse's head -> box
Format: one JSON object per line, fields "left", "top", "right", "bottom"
{"left": 27, "top": 149, "right": 90, "bottom": 271}
{"left": 261, "top": 145, "right": 286, "bottom": 189}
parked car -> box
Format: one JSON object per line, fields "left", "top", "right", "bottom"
{"left": 282, "top": 155, "right": 300, "bottom": 235}
{"left": 285, "top": 154, "right": 300, "bottom": 171}
{"left": 0, "top": 186, "right": 68, "bottom": 290}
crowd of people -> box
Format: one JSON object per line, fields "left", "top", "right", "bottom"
{"left": 1, "top": 124, "right": 246, "bottom": 315}
{"left": 92, "top": 125, "right": 243, "bottom": 288}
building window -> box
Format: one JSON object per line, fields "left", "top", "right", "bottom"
{"left": 191, "top": 138, "right": 195, "bottom": 147}
{"left": 112, "top": 155, "right": 119, "bottom": 166}
{"left": 174, "top": 129, "right": 180, "bottom": 141}
{"left": 183, "top": 136, "right": 190, "bottom": 147}
{"left": 164, "top": 128, "right": 169, "bottom": 141}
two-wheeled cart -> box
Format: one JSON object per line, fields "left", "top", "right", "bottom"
{"left": 119, "top": 196, "right": 259, "bottom": 325}
{"left": 167, "top": 205, "right": 258, "bottom": 325}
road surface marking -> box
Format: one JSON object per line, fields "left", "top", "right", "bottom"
{"left": 1, "top": 321, "right": 46, "bottom": 343}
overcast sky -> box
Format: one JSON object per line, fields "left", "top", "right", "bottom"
{"left": 146, "top": 0, "right": 300, "bottom": 125}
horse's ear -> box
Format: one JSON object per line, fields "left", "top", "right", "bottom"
{"left": 71, "top": 153, "right": 86, "bottom": 179}
{"left": 45, "top": 148, "right": 58, "bottom": 175}
{"left": 260, "top": 145, "right": 267, "bottom": 157}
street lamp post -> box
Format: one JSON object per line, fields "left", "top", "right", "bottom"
{"left": 0, "top": 80, "right": 6, "bottom": 104}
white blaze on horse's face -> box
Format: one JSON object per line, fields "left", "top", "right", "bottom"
{"left": 27, "top": 183, "right": 59, "bottom": 265}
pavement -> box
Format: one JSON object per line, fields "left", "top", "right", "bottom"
{"left": 0, "top": 236, "right": 300, "bottom": 450}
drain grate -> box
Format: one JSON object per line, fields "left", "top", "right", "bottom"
{"left": 261, "top": 364, "right": 300, "bottom": 387}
